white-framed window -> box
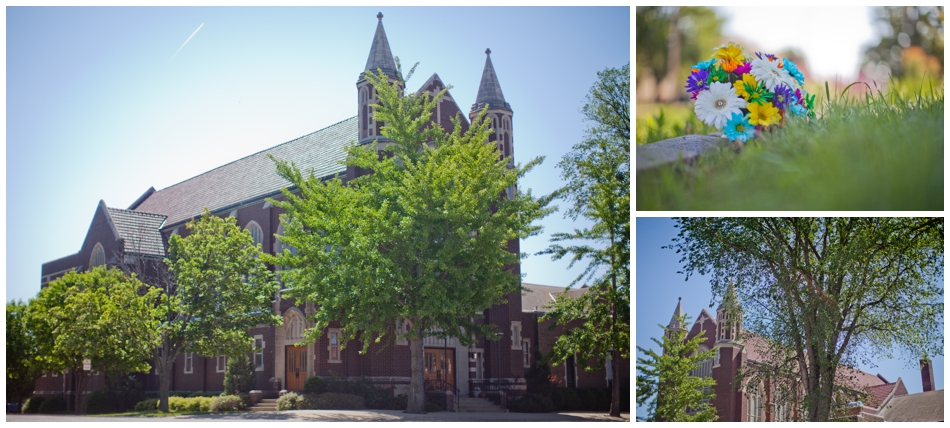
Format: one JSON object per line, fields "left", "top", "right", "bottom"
{"left": 746, "top": 381, "right": 763, "bottom": 422}
{"left": 328, "top": 329, "right": 342, "bottom": 363}
{"left": 714, "top": 348, "right": 721, "bottom": 367}
{"left": 90, "top": 242, "right": 106, "bottom": 268}
{"left": 522, "top": 340, "right": 531, "bottom": 368}
{"left": 510, "top": 321, "right": 522, "bottom": 350}
{"left": 254, "top": 336, "right": 265, "bottom": 372}
{"left": 216, "top": 355, "right": 227, "bottom": 373}
{"left": 606, "top": 352, "right": 613, "bottom": 387}
{"left": 395, "top": 318, "right": 409, "bottom": 346}
{"left": 184, "top": 352, "right": 193, "bottom": 374}
{"left": 246, "top": 221, "right": 264, "bottom": 249}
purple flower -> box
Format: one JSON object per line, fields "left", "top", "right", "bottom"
{"left": 685, "top": 69, "right": 710, "bottom": 93}
{"left": 794, "top": 88, "right": 805, "bottom": 105}
{"left": 772, "top": 84, "right": 793, "bottom": 110}
{"left": 690, "top": 90, "right": 700, "bottom": 100}
{"left": 733, "top": 61, "right": 752, "bottom": 76}
{"left": 755, "top": 52, "right": 777, "bottom": 62}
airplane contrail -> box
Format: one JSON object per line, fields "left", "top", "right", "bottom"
{"left": 172, "top": 23, "right": 204, "bottom": 59}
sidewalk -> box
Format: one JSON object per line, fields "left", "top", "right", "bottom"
{"left": 8, "top": 409, "right": 630, "bottom": 422}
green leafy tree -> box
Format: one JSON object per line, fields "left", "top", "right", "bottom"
{"left": 540, "top": 63, "right": 630, "bottom": 417}
{"left": 270, "top": 65, "right": 551, "bottom": 414}
{"left": 30, "top": 267, "right": 163, "bottom": 414}
{"left": 636, "top": 314, "right": 717, "bottom": 422}
{"left": 668, "top": 217, "right": 943, "bottom": 421}
{"left": 6, "top": 300, "right": 44, "bottom": 409}
{"left": 158, "top": 210, "right": 281, "bottom": 412}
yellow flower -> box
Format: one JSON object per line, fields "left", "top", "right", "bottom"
{"left": 733, "top": 74, "right": 757, "bottom": 99}
{"left": 713, "top": 42, "right": 747, "bottom": 71}
{"left": 747, "top": 102, "right": 781, "bottom": 127}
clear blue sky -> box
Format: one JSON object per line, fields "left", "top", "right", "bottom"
{"left": 6, "top": 7, "right": 630, "bottom": 304}
{"left": 636, "top": 218, "right": 945, "bottom": 420}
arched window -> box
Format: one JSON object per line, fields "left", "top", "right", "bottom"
{"left": 90, "top": 243, "right": 106, "bottom": 269}
{"left": 690, "top": 346, "right": 713, "bottom": 379}
{"left": 275, "top": 223, "right": 298, "bottom": 257}
{"left": 746, "top": 381, "right": 763, "bottom": 422}
{"left": 284, "top": 308, "right": 306, "bottom": 342}
{"left": 246, "top": 221, "right": 264, "bottom": 249}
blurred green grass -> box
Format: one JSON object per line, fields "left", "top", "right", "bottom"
{"left": 636, "top": 81, "right": 944, "bottom": 210}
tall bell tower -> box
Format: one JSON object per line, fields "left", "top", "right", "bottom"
{"left": 470, "top": 49, "right": 515, "bottom": 198}
{"left": 357, "top": 12, "right": 402, "bottom": 147}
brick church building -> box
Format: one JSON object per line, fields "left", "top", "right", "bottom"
{"left": 665, "top": 284, "right": 941, "bottom": 422}
{"left": 34, "top": 13, "right": 628, "bottom": 407}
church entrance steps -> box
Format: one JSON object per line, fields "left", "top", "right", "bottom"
{"left": 248, "top": 398, "right": 279, "bottom": 412}
{"left": 457, "top": 396, "right": 507, "bottom": 413}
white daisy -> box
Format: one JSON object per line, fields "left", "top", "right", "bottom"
{"left": 694, "top": 82, "right": 747, "bottom": 130}
{"left": 750, "top": 57, "right": 794, "bottom": 91}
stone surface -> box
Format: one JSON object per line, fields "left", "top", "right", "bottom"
{"left": 636, "top": 134, "right": 728, "bottom": 171}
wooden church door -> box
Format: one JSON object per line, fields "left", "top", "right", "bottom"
{"left": 285, "top": 345, "right": 307, "bottom": 391}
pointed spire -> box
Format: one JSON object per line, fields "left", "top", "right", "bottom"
{"left": 472, "top": 48, "right": 511, "bottom": 112}
{"left": 718, "top": 282, "right": 740, "bottom": 310}
{"left": 361, "top": 12, "right": 398, "bottom": 81}
{"left": 667, "top": 297, "right": 685, "bottom": 330}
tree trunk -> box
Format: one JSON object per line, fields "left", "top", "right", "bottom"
{"left": 610, "top": 348, "right": 621, "bottom": 417}
{"left": 73, "top": 370, "right": 87, "bottom": 415}
{"left": 406, "top": 325, "right": 426, "bottom": 413}
{"left": 159, "top": 358, "right": 172, "bottom": 412}
{"left": 657, "top": 7, "right": 681, "bottom": 102}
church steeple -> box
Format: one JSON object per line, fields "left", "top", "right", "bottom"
{"left": 357, "top": 12, "right": 402, "bottom": 146}
{"left": 666, "top": 297, "right": 685, "bottom": 340}
{"left": 716, "top": 282, "right": 743, "bottom": 342}
{"left": 472, "top": 48, "right": 511, "bottom": 112}
{"left": 470, "top": 49, "right": 515, "bottom": 197}
{"left": 360, "top": 12, "right": 398, "bottom": 81}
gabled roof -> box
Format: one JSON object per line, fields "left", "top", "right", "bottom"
{"left": 878, "top": 389, "right": 944, "bottom": 421}
{"left": 521, "top": 283, "right": 589, "bottom": 313}
{"left": 105, "top": 206, "right": 167, "bottom": 257}
{"left": 864, "top": 380, "right": 902, "bottom": 408}
{"left": 133, "top": 116, "right": 357, "bottom": 227}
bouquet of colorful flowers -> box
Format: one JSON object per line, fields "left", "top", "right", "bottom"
{"left": 685, "top": 42, "right": 815, "bottom": 142}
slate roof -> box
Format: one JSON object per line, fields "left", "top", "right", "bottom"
{"left": 105, "top": 207, "right": 167, "bottom": 257}
{"left": 521, "top": 283, "right": 589, "bottom": 313}
{"left": 134, "top": 116, "right": 357, "bottom": 227}
{"left": 878, "top": 389, "right": 944, "bottom": 421}
{"left": 472, "top": 49, "right": 511, "bottom": 112}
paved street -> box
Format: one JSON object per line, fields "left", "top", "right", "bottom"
{"left": 8, "top": 410, "right": 630, "bottom": 422}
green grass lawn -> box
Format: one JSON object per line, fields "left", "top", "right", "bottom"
{"left": 637, "top": 82, "right": 944, "bottom": 210}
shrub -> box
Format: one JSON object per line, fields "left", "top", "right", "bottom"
{"left": 366, "top": 391, "right": 405, "bottom": 410}
{"left": 550, "top": 389, "right": 564, "bottom": 410}
{"left": 22, "top": 396, "right": 45, "bottom": 414}
{"left": 134, "top": 398, "right": 159, "bottom": 412}
{"left": 558, "top": 388, "right": 581, "bottom": 411}
{"left": 576, "top": 388, "right": 597, "bottom": 411}
{"left": 424, "top": 399, "right": 444, "bottom": 413}
{"left": 37, "top": 395, "right": 67, "bottom": 414}
{"left": 167, "top": 396, "right": 212, "bottom": 412}
{"left": 84, "top": 388, "right": 118, "bottom": 415}
{"left": 507, "top": 393, "right": 555, "bottom": 413}
{"left": 303, "top": 376, "right": 326, "bottom": 395}
{"left": 277, "top": 392, "right": 299, "bottom": 411}
{"left": 209, "top": 395, "right": 245, "bottom": 412}
{"left": 224, "top": 354, "right": 257, "bottom": 396}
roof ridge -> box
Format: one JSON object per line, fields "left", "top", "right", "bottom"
{"left": 150, "top": 116, "right": 357, "bottom": 195}
{"left": 106, "top": 206, "right": 167, "bottom": 218}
